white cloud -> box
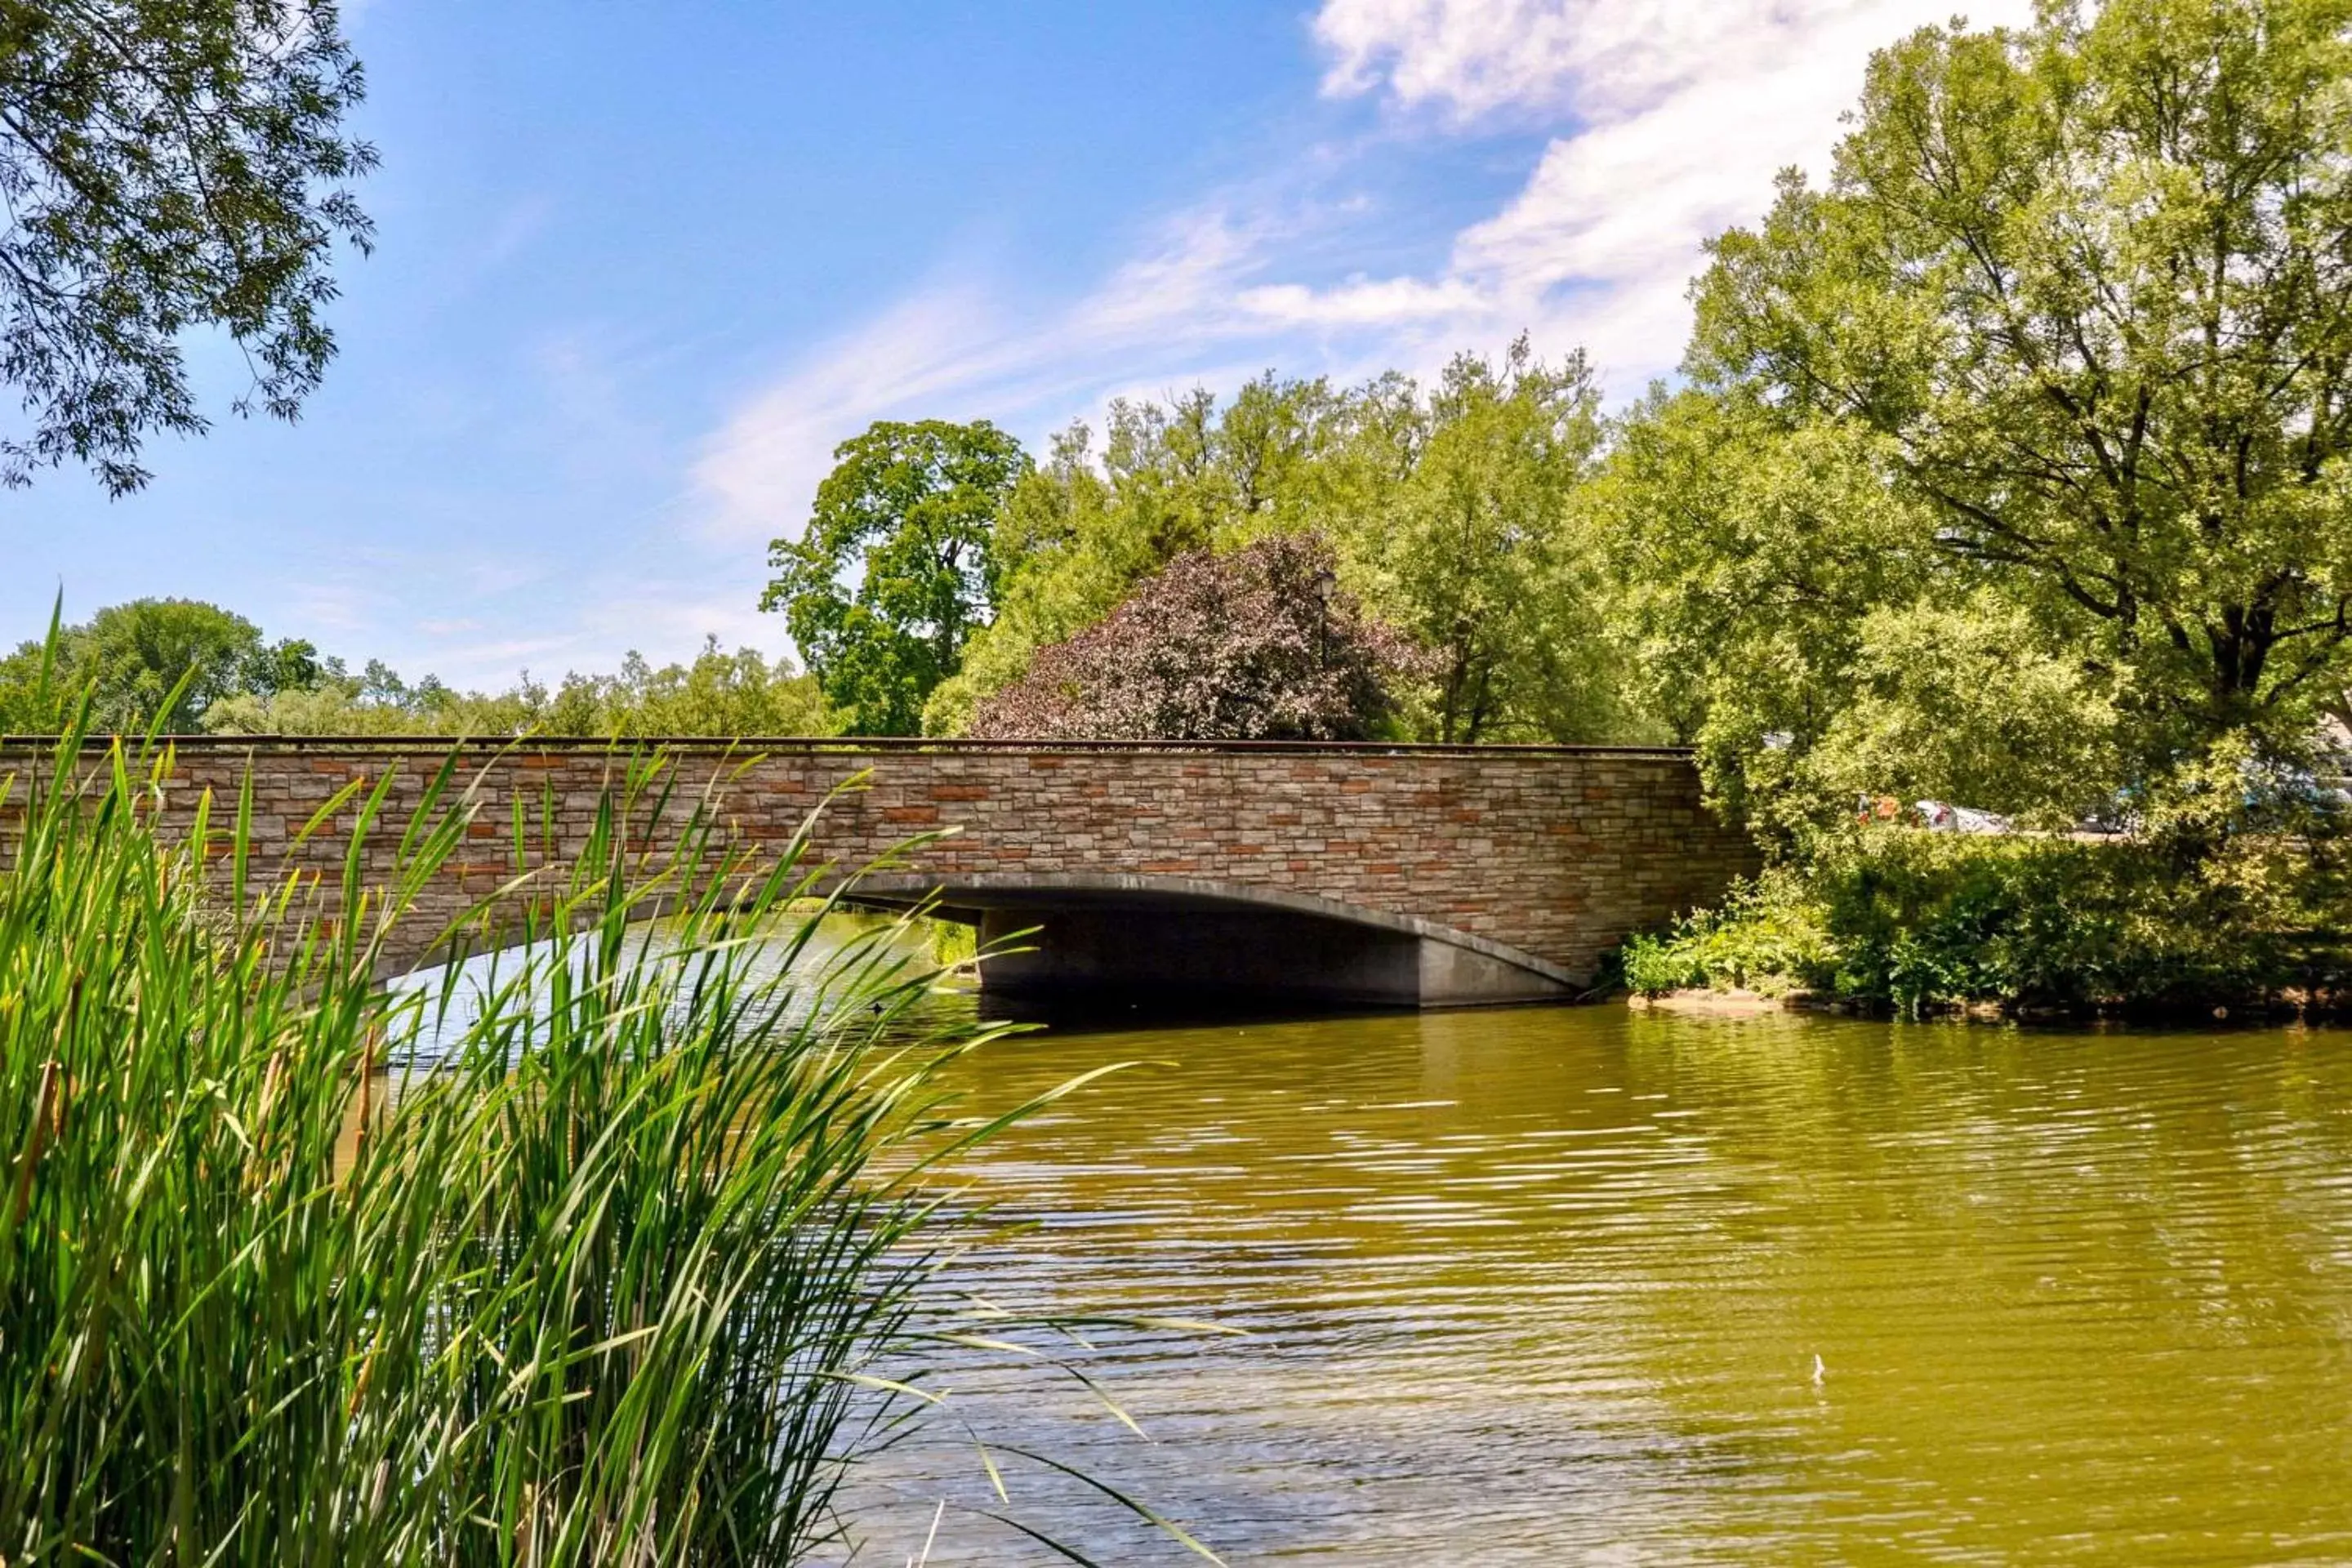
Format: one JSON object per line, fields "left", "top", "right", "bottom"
{"left": 690, "top": 283, "right": 1009, "bottom": 546}
{"left": 1066, "top": 209, "right": 1268, "bottom": 338}
{"left": 1313, "top": 0, "right": 1999, "bottom": 123}
{"left": 690, "top": 0, "right": 2041, "bottom": 540}
{"left": 1236, "top": 274, "right": 1488, "bottom": 327}
{"left": 1294, "top": 0, "right": 2038, "bottom": 387}
{"left": 1316, "top": 0, "right": 1742, "bottom": 121}
{"left": 691, "top": 211, "right": 1284, "bottom": 546}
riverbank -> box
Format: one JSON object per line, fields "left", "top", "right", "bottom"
{"left": 1619, "top": 825, "right": 2350, "bottom": 1022}
{"left": 1626, "top": 986, "right": 2345, "bottom": 1024}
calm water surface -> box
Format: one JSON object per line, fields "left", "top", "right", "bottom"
{"left": 842, "top": 1003, "right": 2352, "bottom": 1564}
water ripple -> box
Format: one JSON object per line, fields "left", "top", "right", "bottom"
{"left": 835, "top": 1005, "right": 2352, "bottom": 1564}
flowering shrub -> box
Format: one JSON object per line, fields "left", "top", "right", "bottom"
{"left": 969, "top": 532, "right": 1424, "bottom": 741}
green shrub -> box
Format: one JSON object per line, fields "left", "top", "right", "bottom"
{"left": 1621, "top": 826, "right": 2350, "bottom": 1015}
{"left": 1622, "top": 868, "right": 1835, "bottom": 996}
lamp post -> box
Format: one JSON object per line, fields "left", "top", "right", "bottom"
{"left": 1310, "top": 567, "right": 1337, "bottom": 668}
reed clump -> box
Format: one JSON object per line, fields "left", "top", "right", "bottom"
{"left": 0, "top": 731, "right": 1107, "bottom": 1565}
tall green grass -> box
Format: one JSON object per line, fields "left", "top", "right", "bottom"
{"left": 0, "top": 728, "right": 1195, "bottom": 1565}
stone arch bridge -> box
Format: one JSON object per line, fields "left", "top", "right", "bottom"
{"left": 9, "top": 738, "right": 1757, "bottom": 1009}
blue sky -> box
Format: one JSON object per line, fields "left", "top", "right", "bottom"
{"left": 2, "top": 0, "right": 2029, "bottom": 688}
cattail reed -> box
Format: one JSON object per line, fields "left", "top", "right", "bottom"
{"left": 0, "top": 715, "right": 1204, "bottom": 1566}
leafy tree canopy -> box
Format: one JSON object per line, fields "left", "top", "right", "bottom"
{"left": 1609, "top": 0, "right": 2352, "bottom": 836}
{"left": 760, "top": 419, "right": 1029, "bottom": 735}
{"left": 205, "top": 637, "right": 832, "bottom": 738}
{"left": 0, "top": 1, "right": 376, "bottom": 494}
{"left": 0, "top": 597, "right": 317, "bottom": 733}
{"left": 931, "top": 356, "right": 1645, "bottom": 744}
{"left": 0, "top": 597, "right": 828, "bottom": 740}
{"left": 925, "top": 375, "right": 1360, "bottom": 733}
{"left": 1344, "top": 337, "right": 1617, "bottom": 742}
{"left": 969, "top": 532, "right": 1423, "bottom": 742}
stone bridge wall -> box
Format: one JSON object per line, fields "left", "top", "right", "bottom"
{"left": 0, "top": 739, "right": 1759, "bottom": 992}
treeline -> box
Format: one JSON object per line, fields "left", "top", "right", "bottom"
{"left": 771, "top": 0, "right": 2352, "bottom": 834}
{"left": 768, "top": 340, "right": 1631, "bottom": 746}
{"left": 764, "top": 0, "right": 2352, "bottom": 1012}
{"left": 0, "top": 599, "right": 828, "bottom": 738}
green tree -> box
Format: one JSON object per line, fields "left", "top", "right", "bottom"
{"left": 537, "top": 639, "right": 831, "bottom": 737}
{"left": 1347, "top": 339, "right": 1623, "bottom": 742}
{"left": 761, "top": 419, "right": 1027, "bottom": 735}
{"left": 925, "top": 371, "right": 1528, "bottom": 736}
{"left": 1673, "top": 0, "right": 2352, "bottom": 811}
{"left": 205, "top": 639, "right": 831, "bottom": 738}
{"left": 201, "top": 654, "right": 531, "bottom": 736}
{"left": 925, "top": 376, "right": 1359, "bottom": 733}
{"left": 0, "top": 1, "right": 376, "bottom": 494}
{"left": 1595, "top": 390, "right": 1983, "bottom": 831}
{"left": 0, "top": 598, "right": 312, "bottom": 733}
{"left": 935, "top": 354, "right": 1648, "bottom": 744}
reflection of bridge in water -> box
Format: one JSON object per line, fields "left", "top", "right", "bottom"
{"left": 17, "top": 738, "right": 1757, "bottom": 1009}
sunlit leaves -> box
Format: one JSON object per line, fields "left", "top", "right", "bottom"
{"left": 761, "top": 420, "right": 1028, "bottom": 736}
{"left": 1618, "top": 0, "right": 2352, "bottom": 835}
{"left": 969, "top": 532, "right": 1421, "bottom": 742}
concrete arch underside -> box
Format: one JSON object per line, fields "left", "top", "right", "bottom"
{"left": 846, "top": 872, "right": 1582, "bottom": 1009}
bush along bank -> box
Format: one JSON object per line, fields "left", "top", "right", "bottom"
{"left": 1619, "top": 826, "right": 2352, "bottom": 1022}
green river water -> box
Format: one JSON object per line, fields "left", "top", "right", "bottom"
{"left": 841, "top": 1000, "right": 2352, "bottom": 1565}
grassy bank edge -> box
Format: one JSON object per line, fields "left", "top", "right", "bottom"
{"left": 1614, "top": 826, "right": 2351, "bottom": 1024}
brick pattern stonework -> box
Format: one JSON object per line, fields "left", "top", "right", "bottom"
{"left": 0, "top": 740, "right": 1760, "bottom": 982}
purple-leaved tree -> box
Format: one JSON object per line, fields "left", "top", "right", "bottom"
{"left": 969, "top": 533, "right": 1423, "bottom": 740}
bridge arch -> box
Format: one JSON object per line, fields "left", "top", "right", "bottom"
{"left": 2, "top": 737, "right": 1759, "bottom": 1009}
{"left": 847, "top": 871, "right": 1584, "bottom": 1007}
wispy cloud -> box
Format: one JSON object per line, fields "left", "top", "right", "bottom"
{"left": 688, "top": 1, "right": 2037, "bottom": 544}
{"left": 1294, "top": 0, "right": 2038, "bottom": 385}
{"left": 690, "top": 283, "right": 1018, "bottom": 547}
{"left": 1314, "top": 0, "right": 1935, "bottom": 122}
{"left": 691, "top": 210, "right": 1285, "bottom": 546}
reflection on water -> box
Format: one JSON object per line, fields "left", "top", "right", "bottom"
{"left": 380, "top": 911, "right": 947, "bottom": 1066}
{"left": 844, "top": 1001, "right": 2352, "bottom": 1564}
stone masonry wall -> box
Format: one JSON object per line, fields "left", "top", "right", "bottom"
{"left": 0, "top": 741, "right": 1760, "bottom": 982}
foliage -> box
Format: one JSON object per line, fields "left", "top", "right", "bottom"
{"left": 203, "top": 656, "right": 524, "bottom": 735}
{"left": 1803, "top": 595, "right": 2127, "bottom": 827}
{"left": 0, "top": 0, "right": 376, "bottom": 494}
{"left": 535, "top": 640, "right": 831, "bottom": 736}
{"left": 1347, "top": 338, "right": 1626, "bottom": 742}
{"left": 1619, "top": 0, "right": 2352, "bottom": 835}
{"left": 0, "top": 598, "right": 319, "bottom": 733}
{"left": 968, "top": 532, "right": 1423, "bottom": 742}
{"left": 931, "top": 356, "right": 1646, "bottom": 743}
{"left": 926, "top": 378, "right": 1359, "bottom": 734}
{"left": 205, "top": 636, "right": 833, "bottom": 738}
{"left": 0, "top": 716, "right": 1196, "bottom": 1563}
{"left": 1623, "top": 822, "right": 2352, "bottom": 1014}
{"left": 763, "top": 419, "right": 1029, "bottom": 735}
{"left": 1619, "top": 868, "right": 1836, "bottom": 997}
